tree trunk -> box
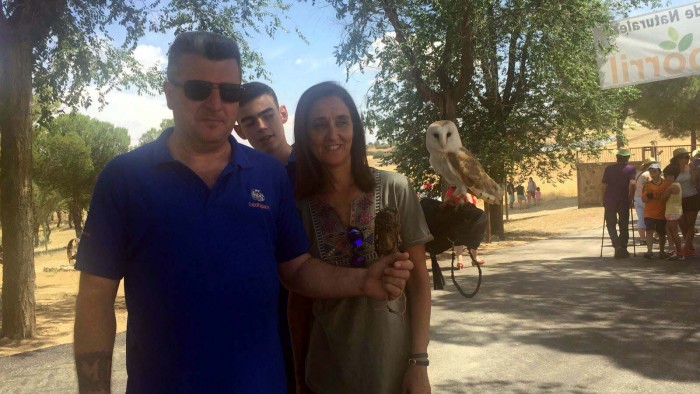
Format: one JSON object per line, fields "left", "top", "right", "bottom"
{"left": 691, "top": 129, "right": 697, "bottom": 152}
{"left": 56, "top": 210, "right": 62, "bottom": 228}
{"left": 33, "top": 226, "right": 40, "bottom": 248}
{"left": 615, "top": 101, "right": 631, "bottom": 148}
{"left": 488, "top": 203, "right": 505, "bottom": 240}
{"left": 0, "top": 31, "right": 36, "bottom": 339}
{"left": 70, "top": 199, "right": 83, "bottom": 238}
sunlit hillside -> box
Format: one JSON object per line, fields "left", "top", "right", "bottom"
{"left": 606, "top": 118, "right": 693, "bottom": 149}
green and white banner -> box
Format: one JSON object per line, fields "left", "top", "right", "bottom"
{"left": 595, "top": 2, "right": 700, "bottom": 89}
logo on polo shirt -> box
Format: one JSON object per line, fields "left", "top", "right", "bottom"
{"left": 249, "top": 188, "right": 270, "bottom": 210}
{"left": 251, "top": 189, "right": 265, "bottom": 202}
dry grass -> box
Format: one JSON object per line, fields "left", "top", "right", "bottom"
{"left": 0, "top": 225, "right": 127, "bottom": 357}
{"left": 366, "top": 148, "right": 397, "bottom": 173}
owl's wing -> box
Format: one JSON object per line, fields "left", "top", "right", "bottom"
{"left": 447, "top": 148, "right": 504, "bottom": 205}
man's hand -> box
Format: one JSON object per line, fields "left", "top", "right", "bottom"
{"left": 363, "top": 252, "right": 413, "bottom": 300}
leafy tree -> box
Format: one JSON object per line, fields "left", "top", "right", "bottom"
{"left": 139, "top": 118, "right": 175, "bottom": 147}
{"left": 0, "top": 0, "right": 298, "bottom": 339}
{"left": 633, "top": 76, "right": 700, "bottom": 149}
{"left": 0, "top": 0, "right": 300, "bottom": 339}
{"left": 34, "top": 114, "right": 130, "bottom": 238}
{"left": 321, "top": 0, "right": 654, "bottom": 238}
{"left": 31, "top": 182, "right": 62, "bottom": 251}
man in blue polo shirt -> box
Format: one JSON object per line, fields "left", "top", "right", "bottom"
{"left": 73, "top": 31, "right": 413, "bottom": 393}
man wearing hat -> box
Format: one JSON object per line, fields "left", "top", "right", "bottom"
{"left": 601, "top": 148, "right": 636, "bottom": 258}
{"left": 633, "top": 157, "right": 657, "bottom": 245}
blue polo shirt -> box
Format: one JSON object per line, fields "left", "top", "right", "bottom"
{"left": 76, "top": 128, "right": 309, "bottom": 393}
{"left": 285, "top": 146, "right": 296, "bottom": 187}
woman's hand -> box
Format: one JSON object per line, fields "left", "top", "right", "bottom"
{"left": 402, "top": 366, "right": 431, "bottom": 394}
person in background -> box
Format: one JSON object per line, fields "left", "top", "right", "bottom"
{"left": 661, "top": 164, "right": 684, "bottom": 260}
{"left": 288, "top": 81, "right": 432, "bottom": 394}
{"left": 515, "top": 181, "right": 526, "bottom": 209}
{"left": 691, "top": 149, "right": 700, "bottom": 238}
{"left": 419, "top": 178, "right": 434, "bottom": 199}
{"left": 691, "top": 149, "right": 700, "bottom": 194}
{"left": 670, "top": 148, "right": 699, "bottom": 257}
{"left": 534, "top": 186, "right": 541, "bottom": 206}
{"left": 73, "top": 33, "right": 414, "bottom": 393}
{"left": 526, "top": 177, "right": 537, "bottom": 207}
{"left": 601, "top": 148, "right": 636, "bottom": 259}
{"left": 634, "top": 157, "right": 657, "bottom": 246}
{"left": 507, "top": 178, "right": 515, "bottom": 209}
{"left": 642, "top": 163, "right": 669, "bottom": 259}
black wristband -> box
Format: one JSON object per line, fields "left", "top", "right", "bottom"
{"left": 408, "top": 358, "right": 429, "bottom": 366}
{"left": 410, "top": 352, "right": 428, "bottom": 359}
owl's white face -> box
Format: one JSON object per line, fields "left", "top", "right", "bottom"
{"left": 425, "top": 120, "right": 463, "bottom": 154}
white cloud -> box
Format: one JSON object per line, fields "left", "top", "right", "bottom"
{"left": 80, "top": 88, "right": 172, "bottom": 146}
{"left": 293, "top": 56, "right": 336, "bottom": 72}
{"left": 358, "top": 32, "right": 396, "bottom": 70}
{"left": 133, "top": 44, "right": 167, "bottom": 70}
{"left": 284, "top": 114, "right": 296, "bottom": 145}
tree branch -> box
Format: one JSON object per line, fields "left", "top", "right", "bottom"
{"left": 509, "top": 30, "right": 532, "bottom": 110}
{"left": 453, "top": 5, "right": 475, "bottom": 100}
{"left": 502, "top": 27, "right": 521, "bottom": 104}
{"left": 484, "top": 3, "right": 499, "bottom": 105}
{"left": 436, "top": 21, "right": 452, "bottom": 92}
{"left": 379, "top": 0, "right": 439, "bottom": 105}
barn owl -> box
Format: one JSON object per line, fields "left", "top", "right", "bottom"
{"left": 425, "top": 120, "right": 503, "bottom": 205}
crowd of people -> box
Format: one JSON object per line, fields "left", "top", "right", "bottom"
{"left": 506, "top": 177, "right": 542, "bottom": 209}
{"left": 603, "top": 147, "right": 700, "bottom": 260}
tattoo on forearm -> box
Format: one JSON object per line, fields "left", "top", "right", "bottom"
{"left": 75, "top": 351, "right": 112, "bottom": 392}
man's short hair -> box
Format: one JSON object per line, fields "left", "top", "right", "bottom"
{"left": 240, "top": 82, "right": 279, "bottom": 108}
{"left": 167, "top": 31, "right": 242, "bottom": 80}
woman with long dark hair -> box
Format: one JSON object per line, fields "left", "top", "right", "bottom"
{"left": 670, "top": 148, "right": 699, "bottom": 257}
{"left": 288, "top": 81, "right": 432, "bottom": 394}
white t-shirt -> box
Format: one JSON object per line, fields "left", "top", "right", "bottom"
{"left": 635, "top": 170, "right": 651, "bottom": 198}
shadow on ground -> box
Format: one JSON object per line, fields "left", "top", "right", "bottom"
{"left": 430, "top": 255, "right": 700, "bottom": 385}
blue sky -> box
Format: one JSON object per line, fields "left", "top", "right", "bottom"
{"left": 83, "top": 1, "right": 377, "bottom": 146}
{"left": 82, "top": 0, "right": 691, "bottom": 146}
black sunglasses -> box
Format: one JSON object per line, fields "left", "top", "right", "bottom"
{"left": 170, "top": 80, "right": 243, "bottom": 103}
{"left": 347, "top": 227, "right": 366, "bottom": 268}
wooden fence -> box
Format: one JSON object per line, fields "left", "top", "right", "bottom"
{"left": 578, "top": 145, "right": 692, "bottom": 165}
